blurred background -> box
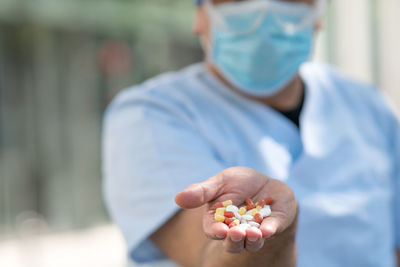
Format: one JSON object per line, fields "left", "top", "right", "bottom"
{"left": 0, "top": 0, "right": 399, "bottom": 266}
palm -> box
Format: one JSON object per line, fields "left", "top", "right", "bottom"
{"left": 176, "top": 167, "right": 297, "bottom": 242}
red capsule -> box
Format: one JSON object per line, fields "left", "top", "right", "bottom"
{"left": 264, "top": 197, "right": 274, "bottom": 205}
{"left": 224, "top": 211, "right": 235, "bottom": 218}
{"left": 254, "top": 213, "right": 263, "bottom": 224}
{"left": 256, "top": 200, "right": 265, "bottom": 207}
{"left": 245, "top": 198, "right": 255, "bottom": 210}
{"left": 213, "top": 202, "right": 224, "bottom": 210}
{"left": 224, "top": 217, "right": 233, "bottom": 225}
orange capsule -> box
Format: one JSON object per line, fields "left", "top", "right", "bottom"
{"left": 264, "top": 197, "right": 274, "bottom": 205}
{"left": 213, "top": 202, "right": 224, "bottom": 210}
{"left": 254, "top": 213, "right": 263, "bottom": 224}
{"left": 225, "top": 217, "right": 233, "bottom": 225}
{"left": 245, "top": 198, "right": 254, "bottom": 206}
{"left": 224, "top": 211, "right": 235, "bottom": 218}
{"left": 246, "top": 204, "right": 255, "bottom": 210}
{"left": 256, "top": 200, "right": 265, "bottom": 207}
{"left": 245, "top": 199, "right": 255, "bottom": 210}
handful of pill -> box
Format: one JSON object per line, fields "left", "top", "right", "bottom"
{"left": 213, "top": 197, "right": 274, "bottom": 229}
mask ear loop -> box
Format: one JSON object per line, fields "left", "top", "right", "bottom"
{"left": 205, "top": 0, "right": 269, "bottom": 35}
{"left": 273, "top": 0, "right": 327, "bottom": 34}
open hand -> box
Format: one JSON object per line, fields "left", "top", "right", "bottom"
{"left": 175, "top": 167, "right": 297, "bottom": 253}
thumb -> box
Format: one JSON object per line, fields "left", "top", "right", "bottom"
{"left": 175, "top": 175, "right": 222, "bottom": 209}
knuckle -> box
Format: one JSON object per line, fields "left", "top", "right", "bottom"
{"left": 224, "top": 240, "right": 243, "bottom": 253}
{"left": 227, "top": 246, "right": 243, "bottom": 254}
{"left": 246, "top": 241, "right": 263, "bottom": 252}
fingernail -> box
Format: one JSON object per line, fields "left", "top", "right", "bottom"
{"left": 248, "top": 236, "right": 258, "bottom": 242}
{"left": 231, "top": 236, "right": 243, "bottom": 242}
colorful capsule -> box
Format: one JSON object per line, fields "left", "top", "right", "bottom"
{"left": 213, "top": 198, "right": 272, "bottom": 228}
{"left": 214, "top": 214, "right": 225, "bottom": 222}
{"left": 222, "top": 200, "right": 233, "bottom": 207}
{"left": 225, "top": 217, "right": 233, "bottom": 225}
{"left": 254, "top": 213, "right": 263, "bottom": 224}
{"left": 264, "top": 196, "right": 274, "bottom": 205}
{"left": 224, "top": 211, "right": 235, "bottom": 218}
{"left": 213, "top": 202, "right": 224, "bottom": 210}
{"left": 257, "top": 200, "right": 265, "bottom": 207}
{"left": 238, "top": 207, "right": 247, "bottom": 215}
{"left": 216, "top": 207, "right": 226, "bottom": 216}
{"left": 245, "top": 198, "right": 255, "bottom": 210}
{"left": 251, "top": 208, "right": 258, "bottom": 216}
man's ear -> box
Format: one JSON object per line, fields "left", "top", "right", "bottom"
{"left": 314, "top": 19, "right": 323, "bottom": 31}
{"left": 193, "top": 6, "right": 208, "bottom": 36}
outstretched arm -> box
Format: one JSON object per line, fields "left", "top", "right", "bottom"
{"left": 151, "top": 167, "right": 298, "bottom": 267}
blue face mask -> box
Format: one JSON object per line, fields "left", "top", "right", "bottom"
{"left": 205, "top": 0, "right": 322, "bottom": 96}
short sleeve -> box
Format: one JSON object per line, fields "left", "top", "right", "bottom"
{"left": 102, "top": 88, "right": 225, "bottom": 264}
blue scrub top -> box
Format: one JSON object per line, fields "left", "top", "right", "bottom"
{"left": 103, "top": 62, "right": 400, "bottom": 267}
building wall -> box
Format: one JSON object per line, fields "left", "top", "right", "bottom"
{"left": 315, "top": 0, "right": 400, "bottom": 108}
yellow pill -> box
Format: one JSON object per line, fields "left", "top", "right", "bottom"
{"left": 233, "top": 219, "right": 240, "bottom": 225}
{"left": 216, "top": 207, "right": 226, "bottom": 216}
{"left": 251, "top": 208, "right": 258, "bottom": 216}
{"left": 238, "top": 207, "right": 246, "bottom": 215}
{"left": 256, "top": 205, "right": 262, "bottom": 211}
{"left": 215, "top": 214, "right": 225, "bottom": 222}
{"left": 222, "top": 200, "right": 233, "bottom": 207}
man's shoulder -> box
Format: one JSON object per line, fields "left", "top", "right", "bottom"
{"left": 302, "top": 61, "right": 397, "bottom": 128}
{"left": 302, "top": 62, "right": 386, "bottom": 106}
{"left": 104, "top": 63, "right": 206, "bottom": 127}
{"left": 301, "top": 61, "right": 376, "bottom": 92}
{"left": 112, "top": 63, "right": 205, "bottom": 106}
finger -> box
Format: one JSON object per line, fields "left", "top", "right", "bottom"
{"left": 245, "top": 227, "right": 264, "bottom": 252}
{"left": 259, "top": 215, "right": 285, "bottom": 239}
{"left": 175, "top": 176, "right": 223, "bottom": 209}
{"left": 223, "top": 226, "right": 246, "bottom": 253}
{"left": 204, "top": 221, "right": 229, "bottom": 240}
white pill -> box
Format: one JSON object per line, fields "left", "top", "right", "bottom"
{"left": 226, "top": 205, "right": 238, "bottom": 213}
{"left": 226, "top": 205, "right": 241, "bottom": 220}
{"left": 259, "top": 206, "right": 271, "bottom": 218}
{"left": 248, "top": 221, "right": 260, "bottom": 228}
{"left": 245, "top": 210, "right": 253, "bottom": 216}
{"left": 241, "top": 214, "right": 254, "bottom": 221}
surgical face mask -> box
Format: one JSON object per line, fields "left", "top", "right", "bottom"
{"left": 204, "top": 0, "right": 326, "bottom": 97}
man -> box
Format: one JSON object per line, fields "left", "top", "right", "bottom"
{"left": 103, "top": 0, "right": 400, "bottom": 266}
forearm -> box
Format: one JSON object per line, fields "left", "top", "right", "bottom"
{"left": 397, "top": 249, "right": 400, "bottom": 267}
{"left": 200, "top": 216, "right": 297, "bottom": 267}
